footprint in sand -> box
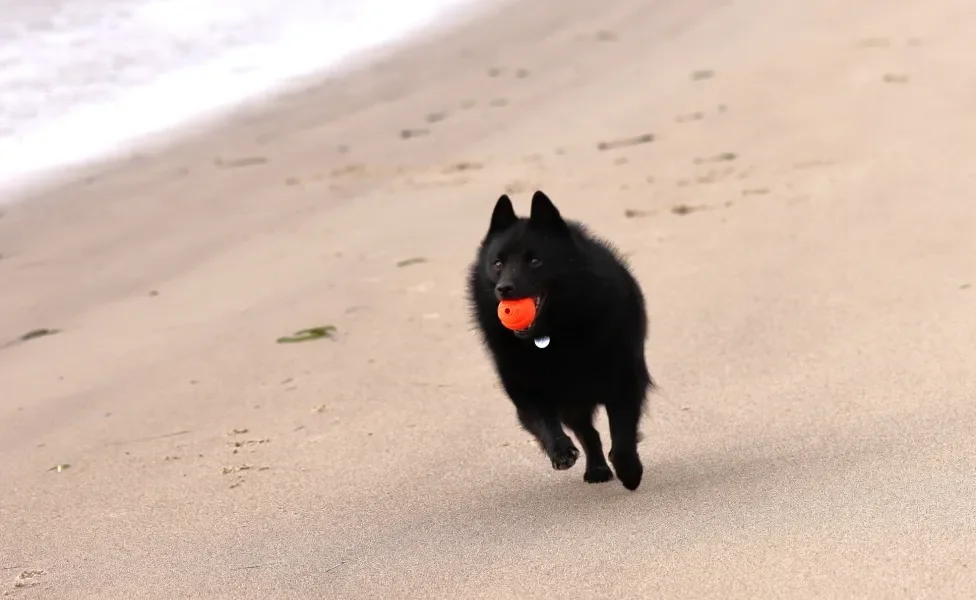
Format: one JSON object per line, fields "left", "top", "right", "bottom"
{"left": 11, "top": 569, "right": 46, "bottom": 590}
{"left": 882, "top": 73, "right": 910, "bottom": 84}
{"left": 215, "top": 156, "right": 268, "bottom": 168}
{"left": 400, "top": 128, "right": 430, "bottom": 140}
{"left": 675, "top": 111, "right": 705, "bottom": 123}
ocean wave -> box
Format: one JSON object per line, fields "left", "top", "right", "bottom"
{"left": 0, "top": 0, "right": 482, "bottom": 197}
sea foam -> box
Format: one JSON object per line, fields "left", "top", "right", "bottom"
{"left": 0, "top": 0, "right": 483, "bottom": 199}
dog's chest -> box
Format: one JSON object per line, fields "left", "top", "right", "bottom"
{"left": 502, "top": 337, "right": 606, "bottom": 377}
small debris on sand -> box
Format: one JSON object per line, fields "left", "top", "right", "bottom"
{"left": 597, "top": 134, "right": 654, "bottom": 151}
{"left": 276, "top": 326, "right": 337, "bottom": 344}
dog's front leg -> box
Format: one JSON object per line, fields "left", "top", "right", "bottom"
{"left": 516, "top": 407, "right": 579, "bottom": 470}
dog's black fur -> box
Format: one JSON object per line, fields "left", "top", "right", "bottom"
{"left": 467, "top": 190, "right": 653, "bottom": 491}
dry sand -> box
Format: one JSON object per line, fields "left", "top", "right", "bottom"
{"left": 2, "top": 0, "right": 976, "bottom": 597}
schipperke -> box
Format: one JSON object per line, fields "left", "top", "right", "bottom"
{"left": 467, "top": 190, "right": 654, "bottom": 491}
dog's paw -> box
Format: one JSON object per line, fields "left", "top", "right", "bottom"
{"left": 583, "top": 463, "right": 614, "bottom": 483}
{"left": 549, "top": 439, "right": 579, "bottom": 471}
{"left": 609, "top": 450, "right": 643, "bottom": 491}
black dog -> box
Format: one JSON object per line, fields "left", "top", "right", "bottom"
{"left": 467, "top": 190, "right": 653, "bottom": 491}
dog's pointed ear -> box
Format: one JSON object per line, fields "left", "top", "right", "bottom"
{"left": 528, "top": 190, "right": 569, "bottom": 234}
{"left": 488, "top": 194, "right": 518, "bottom": 235}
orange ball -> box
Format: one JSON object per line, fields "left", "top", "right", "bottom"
{"left": 497, "top": 298, "right": 537, "bottom": 331}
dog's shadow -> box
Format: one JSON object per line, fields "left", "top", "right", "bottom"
{"left": 329, "top": 427, "right": 897, "bottom": 595}
{"left": 429, "top": 428, "right": 886, "bottom": 539}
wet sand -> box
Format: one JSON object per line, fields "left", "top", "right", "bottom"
{"left": 2, "top": 0, "right": 976, "bottom": 597}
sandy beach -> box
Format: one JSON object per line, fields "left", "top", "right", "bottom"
{"left": 2, "top": 0, "right": 976, "bottom": 597}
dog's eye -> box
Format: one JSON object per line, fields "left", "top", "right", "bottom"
{"left": 529, "top": 258, "right": 543, "bottom": 268}
{"left": 492, "top": 259, "right": 503, "bottom": 271}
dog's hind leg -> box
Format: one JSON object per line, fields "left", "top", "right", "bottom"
{"left": 516, "top": 407, "right": 579, "bottom": 471}
{"left": 564, "top": 411, "right": 614, "bottom": 484}
{"left": 605, "top": 395, "right": 644, "bottom": 491}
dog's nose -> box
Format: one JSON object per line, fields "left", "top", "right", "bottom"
{"left": 495, "top": 283, "right": 515, "bottom": 297}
